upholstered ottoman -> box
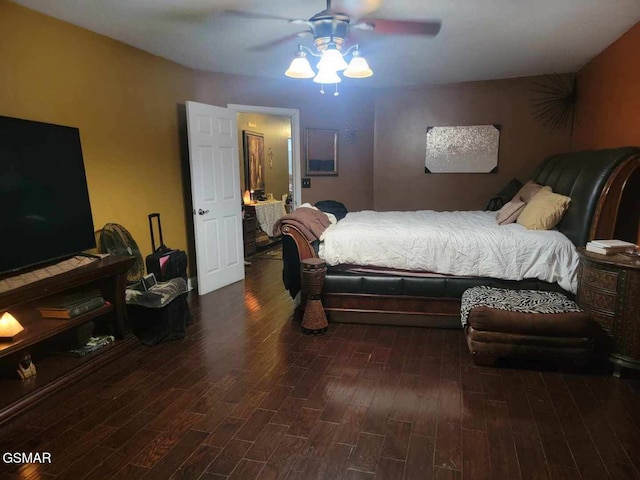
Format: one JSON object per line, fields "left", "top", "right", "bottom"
{"left": 461, "top": 286, "right": 593, "bottom": 368}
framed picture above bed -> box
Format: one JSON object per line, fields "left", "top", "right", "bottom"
{"left": 305, "top": 128, "right": 338, "bottom": 176}
{"left": 425, "top": 124, "right": 500, "bottom": 174}
{"left": 243, "top": 130, "right": 265, "bottom": 192}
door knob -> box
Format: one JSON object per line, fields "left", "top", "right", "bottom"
{"left": 198, "top": 209, "right": 209, "bottom": 215}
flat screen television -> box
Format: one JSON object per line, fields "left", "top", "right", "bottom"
{"left": 0, "top": 115, "right": 96, "bottom": 275}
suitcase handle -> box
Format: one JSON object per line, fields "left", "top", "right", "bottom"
{"left": 148, "top": 213, "right": 164, "bottom": 251}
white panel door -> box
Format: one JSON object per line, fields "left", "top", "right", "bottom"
{"left": 186, "top": 101, "right": 244, "bottom": 295}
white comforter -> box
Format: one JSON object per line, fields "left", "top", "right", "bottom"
{"left": 318, "top": 210, "right": 579, "bottom": 293}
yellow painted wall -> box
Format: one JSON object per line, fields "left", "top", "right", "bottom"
{"left": 0, "top": 1, "right": 194, "bottom": 262}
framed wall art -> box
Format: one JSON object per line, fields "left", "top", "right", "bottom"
{"left": 425, "top": 124, "right": 500, "bottom": 174}
{"left": 305, "top": 128, "right": 338, "bottom": 176}
{"left": 243, "top": 130, "right": 265, "bottom": 191}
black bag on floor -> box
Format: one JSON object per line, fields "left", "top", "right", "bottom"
{"left": 145, "top": 213, "right": 188, "bottom": 282}
{"left": 126, "top": 277, "right": 191, "bottom": 346}
{"left": 128, "top": 294, "right": 191, "bottom": 346}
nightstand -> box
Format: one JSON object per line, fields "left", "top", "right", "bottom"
{"left": 243, "top": 208, "right": 257, "bottom": 257}
{"left": 577, "top": 247, "right": 640, "bottom": 376}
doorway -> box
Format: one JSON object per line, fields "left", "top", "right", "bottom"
{"left": 227, "top": 105, "right": 301, "bottom": 209}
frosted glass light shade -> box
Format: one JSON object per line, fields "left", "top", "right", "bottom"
{"left": 313, "top": 67, "right": 342, "bottom": 84}
{"left": 285, "top": 52, "right": 315, "bottom": 78}
{"left": 344, "top": 52, "right": 373, "bottom": 78}
{"left": 317, "top": 48, "right": 348, "bottom": 71}
{"left": 0, "top": 312, "right": 24, "bottom": 341}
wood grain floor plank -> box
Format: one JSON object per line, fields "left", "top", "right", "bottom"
{"left": 461, "top": 392, "right": 486, "bottom": 432}
{"left": 542, "top": 373, "right": 608, "bottom": 480}
{"left": 461, "top": 428, "right": 491, "bottom": 480}
{"left": 260, "top": 385, "right": 294, "bottom": 411}
{"left": 229, "top": 390, "right": 268, "bottom": 419}
{"left": 335, "top": 405, "right": 368, "bottom": 446}
{"left": 82, "top": 428, "right": 161, "bottom": 480}
{"left": 344, "top": 469, "right": 374, "bottom": 480}
{"left": 130, "top": 412, "right": 202, "bottom": 468}
{"left": 376, "top": 457, "right": 406, "bottom": 480}
{"left": 271, "top": 397, "right": 306, "bottom": 427}
{"left": 246, "top": 423, "right": 289, "bottom": 462}
{"left": 255, "top": 435, "right": 307, "bottom": 480}
{"left": 204, "top": 416, "right": 246, "bottom": 448}
{"left": 56, "top": 445, "right": 114, "bottom": 480}
{"left": 434, "top": 379, "right": 462, "bottom": 471}
{"left": 484, "top": 399, "right": 521, "bottom": 480}
{"left": 348, "top": 432, "right": 385, "bottom": 473}
{"left": 227, "top": 459, "right": 266, "bottom": 480}
{"left": 322, "top": 442, "right": 352, "bottom": 480}
{"left": 206, "top": 439, "right": 252, "bottom": 476}
{"left": 501, "top": 371, "right": 550, "bottom": 480}
{"left": 302, "top": 421, "right": 341, "bottom": 459}
{"left": 287, "top": 407, "right": 323, "bottom": 438}
{"left": 390, "top": 374, "right": 420, "bottom": 423}
{"left": 110, "top": 464, "right": 149, "bottom": 480}
{"left": 140, "top": 429, "right": 208, "bottom": 480}
{"left": 405, "top": 434, "right": 435, "bottom": 480}
{"left": 101, "top": 412, "right": 156, "bottom": 449}
{"left": 434, "top": 466, "right": 462, "bottom": 480}
{"left": 381, "top": 419, "right": 412, "bottom": 461}
{"left": 170, "top": 444, "right": 222, "bottom": 480}
{"left": 286, "top": 455, "right": 323, "bottom": 480}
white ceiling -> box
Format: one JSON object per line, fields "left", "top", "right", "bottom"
{"left": 11, "top": 0, "right": 640, "bottom": 88}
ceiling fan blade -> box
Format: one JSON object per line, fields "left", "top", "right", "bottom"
{"left": 223, "top": 9, "right": 301, "bottom": 22}
{"left": 247, "top": 31, "right": 312, "bottom": 52}
{"left": 157, "top": 8, "right": 302, "bottom": 25}
{"left": 354, "top": 18, "right": 441, "bottom": 36}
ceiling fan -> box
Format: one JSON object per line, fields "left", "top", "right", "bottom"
{"left": 218, "top": 0, "right": 441, "bottom": 94}
{"left": 225, "top": 0, "right": 442, "bottom": 52}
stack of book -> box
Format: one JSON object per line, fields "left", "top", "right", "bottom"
{"left": 38, "top": 290, "right": 105, "bottom": 319}
{"left": 585, "top": 239, "right": 638, "bottom": 255}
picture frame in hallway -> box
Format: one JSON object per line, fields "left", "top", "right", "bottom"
{"left": 243, "top": 130, "right": 265, "bottom": 191}
{"left": 305, "top": 128, "right": 338, "bottom": 176}
{"left": 425, "top": 124, "right": 500, "bottom": 173}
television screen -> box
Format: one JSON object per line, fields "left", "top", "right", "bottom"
{"left": 0, "top": 115, "right": 96, "bottom": 275}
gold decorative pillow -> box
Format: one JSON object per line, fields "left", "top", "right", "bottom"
{"left": 517, "top": 186, "right": 571, "bottom": 230}
{"left": 496, "top": 197, "right": 526, "bottom": 225}
{"left": 514, "top": 180, "right": 543, "bottom": 203}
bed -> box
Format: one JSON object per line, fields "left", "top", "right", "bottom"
{"left": 281, "top": 147, "right": 640, "bottom": 327}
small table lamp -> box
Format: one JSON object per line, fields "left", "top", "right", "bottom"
{"left": 0, "top": 311, "right": 25, "bottom": 342}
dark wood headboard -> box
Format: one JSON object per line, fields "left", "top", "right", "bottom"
{"left": 533, "top": 147, "right": 640, "bottom": 247}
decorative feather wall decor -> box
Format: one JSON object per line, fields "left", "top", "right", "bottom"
{"left": 530, "top": 74, "right": 577, "bottom": 132}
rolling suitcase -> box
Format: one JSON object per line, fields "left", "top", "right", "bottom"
{"left": 145, "top": 213, "right": 188, "bottom": 282}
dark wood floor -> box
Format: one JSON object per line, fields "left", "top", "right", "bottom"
{"left": 1, "top": 256, "right": 640, "bottom": 480}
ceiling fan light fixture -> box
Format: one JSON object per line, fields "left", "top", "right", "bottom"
{"left": 344, "top": 50, "right": 373, "bottom": 78}
{"left": 317, "top": 46, "right": 348, "bottom": 72}
{"left": 285, "top": 51, "right": 315, "bottom": 78}
{"left": 313, "top": 66, "right": 342, "bottom": 84}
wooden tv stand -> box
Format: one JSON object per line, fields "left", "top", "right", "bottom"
{"left": 0, "top": 255, "right": 136, "bottom": 425}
